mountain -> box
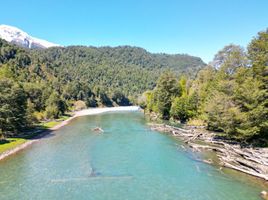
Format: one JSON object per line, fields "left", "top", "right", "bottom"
{"left": 0, "top": 25, "right": 59, "bottom": 49}
{"left": 0, "top": 24, "right": 206, "bottom": 101}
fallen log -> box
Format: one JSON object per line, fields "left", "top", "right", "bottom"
{"left": 222, "top": 161, "right": 268, "bottom": 181}
{"left": 149, "top": 123, "right": 268, "bottom": 181}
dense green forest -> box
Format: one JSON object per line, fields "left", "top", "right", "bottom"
{"left": 0, "top": 39, "right": 204, "bottom": 136}
{"left": 142, "top": 29, "right": 268, "bottom": 144}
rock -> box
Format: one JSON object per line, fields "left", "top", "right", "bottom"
{"left": 92, "top": 127, "right": 104, "bottom": 133}
{"left": 261, "top": 191, "right": 268, "bottom": 200}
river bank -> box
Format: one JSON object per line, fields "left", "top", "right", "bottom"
{"left": 1, "top": 111, "right": 264, "bottom": 200}
{"left": 0, "top": 106, "right": 140, "bottom": 161}
{"left": 150, "top": 123, "right": 268, "bottom": 182}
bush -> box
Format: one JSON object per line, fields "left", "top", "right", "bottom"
{"left": 33, "top": 112, "right": 45, "bottom": 121}
{"left": 204, "top": 92, "right": 244, "bottom": 135}
{"left": 170, "top": 96, "right": 197, "bottom": 122}
{"left": 187, "top": 119, "right": 206, "bottom": 126}
{"left": 74, "top": 100, "right": 87, "bottom": 111}
{"left": 45, "top": 105, "right": 60, "bottom": 119}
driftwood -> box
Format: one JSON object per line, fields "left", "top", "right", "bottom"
{"left": 149, "top": 123, "right": 268, "bottom": 181}
{"left": 92, "top": 127, "right": 104, "bottom": 133}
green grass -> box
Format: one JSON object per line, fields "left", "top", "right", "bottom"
{"left": 41, "top": 115, "right": 70, "bottom": 129}
{"left": 0, "top": 138, "right": 27, "bottom": 154}
{"left": 0, "top": 115, "right": 71, "bottom": 155}
{"left": 42, "top": 121, "right": 60, "bottom": 129}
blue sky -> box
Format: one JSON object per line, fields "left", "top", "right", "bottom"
{"left": 1, "top": 0, "right": 267, "bottom": 63}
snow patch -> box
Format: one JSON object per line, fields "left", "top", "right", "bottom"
{"left": 0, "top": 24, "right": 60, "bottom": 48}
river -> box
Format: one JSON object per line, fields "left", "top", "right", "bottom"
{"left": 0, "top": 111, "right": 266, "bottom": 199}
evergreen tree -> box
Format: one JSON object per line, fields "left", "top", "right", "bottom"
{"left": 0, "top": 78, "right": 27, "bottom": 136}
{"left": 45, "top": 92, "right": 66, "bottom": 119}
{"left": 155, "top": 72, "right": 180, "bottom": 119}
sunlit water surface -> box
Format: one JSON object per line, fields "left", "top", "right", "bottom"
{"left": 0, "top": 112, "right": 267, "bottom": 200}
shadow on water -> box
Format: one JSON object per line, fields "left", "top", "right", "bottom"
{"left": 50, "top": 165, "right": 133, "bottom": 184}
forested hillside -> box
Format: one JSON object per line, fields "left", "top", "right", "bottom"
{"left": 30, "top": 45, "right": 204, "bottom": 95}
{"left": 142, "top": 29, "right": 268, "bottom": 144}
{"left": 0, "top": 39, "right": 205, "bottom": 135}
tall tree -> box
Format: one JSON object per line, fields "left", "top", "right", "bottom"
{"left": 155, "top": 71, "right": 180, "bottom": 119}
{"left": 248, "top": 29, "right": 268, "bottom": 87}
{"left": 45, "top": 92, "right": 66, "bottom": 119}
{"left": 0, "top": 78, "right": 27, "bottom": 136}
{"left": 246, "top": 30, "right": 268, "bottom": 138}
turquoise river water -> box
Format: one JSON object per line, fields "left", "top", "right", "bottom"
{"left": 0, "top": 111, "right": 267, "bottom": 200}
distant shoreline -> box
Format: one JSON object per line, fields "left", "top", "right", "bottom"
{"left": 51, "top": 106, "right": 140, "bottom": 131}
{"left": 0, "top": 106, "right": 140, "bottom": 161}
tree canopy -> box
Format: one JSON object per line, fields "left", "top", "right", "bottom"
{"left": 143, "top": 29, "right": 268, "bottom": 144}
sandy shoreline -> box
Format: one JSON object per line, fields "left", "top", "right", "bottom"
{"left": 51, "top": 106, "right": 140, "bottom": 131}
{"left": 0, "top": 106, "right": 140, "bottom": 161}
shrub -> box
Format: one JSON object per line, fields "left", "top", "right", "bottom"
{"left": 74, "top": 100, "right": 87, "bottom": 111}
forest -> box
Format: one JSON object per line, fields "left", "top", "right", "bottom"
{"left": 1, "top": 28, "right": 267, "bottom": 143}
{"left": 141, "top": 29, "right": 268, "bottom": 144}
{"left": 0, "top": 40, "right": 204, "bottom": 137}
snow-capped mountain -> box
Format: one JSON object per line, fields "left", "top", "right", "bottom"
{"left": 0, "top": 24, "right": 60, "bottom": 49}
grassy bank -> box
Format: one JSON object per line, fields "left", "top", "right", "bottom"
{"left": 40, "top": 115, "right": 70, "bottom": 129}
{"left": 0, "top": 138, "right": 27, "bottom": 154}
{"left": 0, "top": 115, "right": 71, "bottom": 155}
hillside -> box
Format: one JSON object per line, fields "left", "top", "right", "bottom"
{"left": 0, "top": 38, "right": 205, "bottom": 134}
{"left": 1, "top": 39, "right": 205, "bottom": 97}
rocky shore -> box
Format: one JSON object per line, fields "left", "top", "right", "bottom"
{"left": 150, "top": 123, "right": 268, "bottom": 181}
